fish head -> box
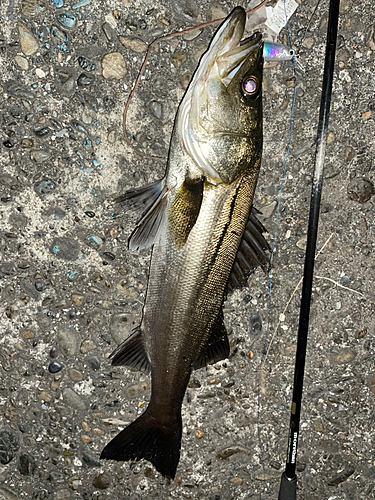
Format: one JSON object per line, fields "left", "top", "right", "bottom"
{"left": 178, "top": 7, "right": 263, "bottom": 185}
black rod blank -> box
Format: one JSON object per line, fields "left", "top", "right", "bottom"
{"left": 278, "top": 0, "right": 340, "bottom": 498}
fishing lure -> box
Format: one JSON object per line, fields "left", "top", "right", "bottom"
{"left": 263, "top": 41, "right": 297, "bottom": 61}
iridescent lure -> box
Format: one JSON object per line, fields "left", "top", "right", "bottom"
{"left": 263, "top": 41, "right": 297, "bottom": 61}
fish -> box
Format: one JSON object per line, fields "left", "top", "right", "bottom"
{"left": 101, "top": 6, "right": 271, "bottom": 479}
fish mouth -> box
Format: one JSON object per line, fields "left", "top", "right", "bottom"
{"left": 198, "top": 6, "right": 262, "bottom": 88}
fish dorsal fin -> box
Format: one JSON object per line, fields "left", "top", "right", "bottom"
{"left": 115, "top": 179, "right": 168, "bottom": 251}
{"left": 227, "top": 206, "right": 271, "bottom": 292}
{"left": 193, "top": 310, "right": 230, "bottom": 370}
{"left": 110, "top": 326, "right": 151, "bottom": 373}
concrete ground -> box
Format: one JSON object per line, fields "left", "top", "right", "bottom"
{"left": 0, "top": 0, "right": 374, "bottom": 498}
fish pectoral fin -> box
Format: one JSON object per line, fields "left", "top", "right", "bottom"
{"left": 110, "top": 326, "right": 151, "bottom": 373}
{"left": 193, "top": 310, "right": 230, "bottom": 370}
{"left": 227, "top": 206, "right": 271, "bottom": 292}
{"left": 168, "top": 176, "right": 204, "bottom": 247}
{"left": 115, "top": 179, "right": 168, "bottom": 251}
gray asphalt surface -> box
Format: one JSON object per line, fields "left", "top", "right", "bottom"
{"left": 0, "top": 0, "right": 374, "bottom": 498}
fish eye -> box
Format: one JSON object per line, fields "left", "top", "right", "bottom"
{"left": 242, "top": 76, "right": 259, "bottom": 97}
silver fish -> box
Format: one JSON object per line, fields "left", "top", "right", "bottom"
{"left": 101, "top": 6, "right": 270, "bottom": 479}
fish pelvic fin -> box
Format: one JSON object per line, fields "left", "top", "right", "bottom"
{"left": 193, "top": 309, "right": 230, "bottom": 370}
{"left": 227, "top": 206, "right": 271, "bottom": 292}
{"left": 110, "top": 326, "right": 151, "bottom": 373}
{"left": 114, "top": 178, "right": 168, "bottom": 251}
{"left": 100, "top": 407, "right": 182, "bottom": 480}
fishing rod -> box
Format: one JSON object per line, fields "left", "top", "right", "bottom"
{"left": 278, "top": 0, "right": 340, "bottom": 498}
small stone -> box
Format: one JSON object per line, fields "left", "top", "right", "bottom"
{"left": 35, "top": 68, "right": 46, "bottom": 78}
{"left": 80, "top": 339, "right": 95, "bottom": 354}
{"left": 258, "top": 200, "right": 277, "bottom": 219}
{"left": 20, "top": 138, "right": 34, "bottom": 148}
{"left": 77, "top": 73, "right": 95, "bottom": 87}
{"left": 18, "top": 453, "right": 36, "bottom": 476}
{"left": 327, "top": 466, "right": 355, "bottom": 486}
{"left": 216, "top": 445, "right": 249, "bottom": 460}
{"left": 72, "top": 294, "right": 84, "bottom": 306}
{"left": 93, "top": 473, "right": 110, "bottom": 489}
{"left": 120, "top": 37, "right": 147, "bottom": 53}
{"left": 211, "top": 3, "right": 228, "bottom": 20}
{"left": 21, "top": 0, "right": 45, "bottom": 17}
{"left": 255, "top": 469, "right": 280, "bottom": 481}
{"left": 172, "top": 0, "right": 199, "bottom": 22}
{"left": 102, "top": 52, "right": 127, "bottom": 79}
{"left": 195, "top": 430, "right": 204, "bottom": 439}
{"left": 30, "top": 150, "right": 50, "bottom": 163}
{"left": 85, "top": 355, "right": 100, "bottom": 370}
{"left": 230, "top": 477, "right": 243, "bottom": 486}
{"left": 81, "top": 435, "right": 92, "bottom": 444}
{"left": 327, "top": 131, "right": 335, "bottom": 144}
{"left": 285, "top": 345, "right": 297, "bottom": 355}
{"left": 82, "top": 422, "right": 90, "bottom": 432}
{"left": 250, "top": 314, "right": 262, "bottom": 334}
{"left": 55, "top": 489, "right": 71, "bottom": 500}
{"left": 369, "top": 26, "right": 375, "bottom": 51}
{"left": 34, "top": 127, "right": 49, "bottom": 137}
{"left": 81, "top": 448, "right": 100, "bottom": 466}
{"left": 181, "top": 72, "right": 192, "bottom": 89}
{"left": 347, "top": 177, "right": 374, "bottom": 203}
{"left": 296, "top": 235, "right": 308, "bottom": 250}
{"left": 49, "top": 361, "right": 63, "bottom": 373}
{"left": 34, "top": 179, "right": 55, "bottom": 196}
{"left": 62, "top": 388, "right": 87, "bottom": 411}
{"left": 361, "top": 110, "right": 371, "bottom": 120}
{"left": 54, "top": 67, "right": 77, "bottom": 95}
{"left": 182, "top": 29, "right": 202, "bottom": 41}
{"left": 331, "top": 348, "right": 356, "bottom": 364}
{"left": 18, "top": 22, "right": 38, "bottom": 55}
{"left": 248, "top": 350, "right": 254, "bottom": 359}
{"left": 58, "top": 326, "right": 79, "bottom": 357}
{"left": 78, "top": 56, "right": 96, "bottom": 72}
{"left": 148, "top": 100, "right": 163, "bottom": 120}
{"left": 101, "top": 418, "right": 129, "bottom": 426}
{"left": 51, "top": 380, "right": 60, "bottom": 391}
{"left": 171, "top": 52, "right": 187, "bottom": 69}
{"left": 302, "top": 37, "right": 314, "bottom": 49}
{"left": 57, "top": 12, "right": 77, "bottom": 29}
{"left": 20, "top": 329, "right": 35, "bottom": 339}
{"left": 68, "top": 368, "right": 83, "bottom": 381}
{"left": 87, "top": 235, "right": 103, "bottom": 249}
{"left": 14, "top": 55, "right": 29, "bottom": 70}
{"left": 109, "top": 312, "right": 133, "bottom": 344}
{"left": 50, "top": 237, "right": 80, "bottom": 261}
{"left": 0, "top": 428, "right": 20, "bottom": 465}
{"left": 38, "top": 390, "right": 52, "bottom": 403}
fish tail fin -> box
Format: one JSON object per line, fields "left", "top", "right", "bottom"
{"left": 100, "top": 407, "right": 182, "bottom": 479}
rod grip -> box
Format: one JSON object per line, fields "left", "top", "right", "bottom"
{"left": 278, "top": 472, "right": 297, "bottom": 500}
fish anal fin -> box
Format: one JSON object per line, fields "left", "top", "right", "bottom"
{"left": 193, "top": 310, "right": 229, "bottom": 370}
{"left": 168, "top": 177, "right": 204, "bottom": 248}
{"left": 115, "top": 179, "right": 168, "bottom": 251}
{"left": 227, "top": 205, "right": 271, "bottom": 292}
{"left": 110, "top": 326, "right": 151, "bottom": 373}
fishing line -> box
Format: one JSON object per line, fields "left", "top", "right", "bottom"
{"left": 257, "top": 0, "right": 297, "bottom": 494}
